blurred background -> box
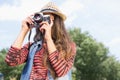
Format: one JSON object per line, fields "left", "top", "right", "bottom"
{"left": 0, "top": 0, "right": 120, "bottom": 80}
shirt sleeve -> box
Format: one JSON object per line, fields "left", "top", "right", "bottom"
{"left": 48, "top": 42, "right": 76, "bottom": 77}
{"left": 5, "top": 43, "right": 30, "bottom": 66}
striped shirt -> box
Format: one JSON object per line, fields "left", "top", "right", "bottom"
{"left": 5, "top": 42, "right": 76, "bottom": 80}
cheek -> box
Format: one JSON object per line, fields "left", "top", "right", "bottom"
{"left": 50, "top": 15, "right": 54, "bottom": 21}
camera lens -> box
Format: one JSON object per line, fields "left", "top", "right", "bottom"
{"left": 33, "top": 13, "right": 43, "bottom": 23}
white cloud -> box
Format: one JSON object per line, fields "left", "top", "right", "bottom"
{"left": 0, "top": 0, "right": 83, "bottom": 22}
{"left": 60, "top": 0, "right": 83, "bottom": 24}
{"left": 0, "top": 0, "right": 50, "bottom": 21}
{"left": 60, "top": 0, "right": 83, "bottom": 16}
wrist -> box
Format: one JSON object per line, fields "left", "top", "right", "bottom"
{"left": 45, "top": 36, "right": 52, "bottom": 41}
{"left": 12, "top": 29, "right": 28, "bottom": 49}
{"left": 22, "top": 23, "right": 30, "bottom": 32}
{"left": 19, "top": 29, "right": 29, "bottom": 38}
{"left": 21, "top": 28, "right": 29, "bottom": 34}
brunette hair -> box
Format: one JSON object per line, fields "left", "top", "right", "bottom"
{"left": 33, "top": 14, "right": 72, "bottom": 78}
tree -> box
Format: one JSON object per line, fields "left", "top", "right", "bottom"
{"left": 0, "top": 49, "right": 24, "bottom": 80}
{"left": 69, "top": 28, "right": 109, "bottom": 80}
{"left": 101, "top": 56, "right": 120, "bottom": 80}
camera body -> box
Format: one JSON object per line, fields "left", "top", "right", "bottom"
{"left": 32, "top": 13, "right": 50, "bottom": 28}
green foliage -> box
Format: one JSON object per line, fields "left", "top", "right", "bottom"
{"left": 101, "top": 57, "right": 120, "bottom": 80}
{"left": 0, "top": 49, "right": 24, "bottom": 80}
{"left": 69, "top": 28, "right": 120, "bottom": 80}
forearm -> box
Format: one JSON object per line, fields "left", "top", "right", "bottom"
{"left": 48, "top": 42, "right": 76, "bottom": 77}
{"left": 48, "top": 51, "right": 76, "bottom": 77}
{"left": 5, "top": 45, "right": 29, "bottom": 66}
{"left": 46, "top": 38, "right": 57, "bottom": 54}
{"left": 12, "top": 29, "right": 29, "bottom": 49}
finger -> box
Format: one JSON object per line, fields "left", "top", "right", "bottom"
{"left": 40, "top": 21, "right": 49, "bottom": 26}
{"left": 30, "top": 14, "right": 34, "bottom": 22}
{"left": 27, "top": 17, "right": 34, "bottom": 25}
{"left": 23, "top": 17, "right": 34, "bottom": 28}
{"left": 39, "top": 24, "right": 46, "bottom": 33}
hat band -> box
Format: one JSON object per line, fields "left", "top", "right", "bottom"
{"left": 40, "top": 8, "right": 58, "bottom": 12}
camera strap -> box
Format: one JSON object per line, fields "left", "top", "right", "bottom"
{"left": 28, "top": 29, "right": 32, "bottom": 42}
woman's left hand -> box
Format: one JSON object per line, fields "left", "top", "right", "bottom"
{"left": 39, "top": 19, "right": 53, "bottom": 41}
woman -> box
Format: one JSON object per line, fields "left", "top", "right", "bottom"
{"left": 5, "top": 2, "right": 76, "bottom": 80}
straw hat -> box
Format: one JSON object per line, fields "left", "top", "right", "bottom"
{"left": 40, "top": 2, "right": 67, "bottom": 21}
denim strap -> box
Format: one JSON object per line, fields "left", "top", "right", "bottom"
{"left": 20, "top": 41, "right": 42, "bottom": 80}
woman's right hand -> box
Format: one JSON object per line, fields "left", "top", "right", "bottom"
{"left": 12, "top": 16, "right": 34, "bottom": 48}
{"left": 21, "top": 16, "right": 34, "bottom": 32}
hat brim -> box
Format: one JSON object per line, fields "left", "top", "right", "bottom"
{"left": 40, "top": 10, "right": 66, "bottom": 21}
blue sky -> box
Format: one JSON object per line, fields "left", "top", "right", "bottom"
{"left": 0, "top": 0, "right": 120, "bottom": 60}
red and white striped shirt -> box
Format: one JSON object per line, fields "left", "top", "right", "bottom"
{"left": 5, "top": 42, "right": 76, "bottom": 80}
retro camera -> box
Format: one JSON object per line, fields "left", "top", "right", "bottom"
{"left": 32, "top": 13, "right": 50, "bottom": 28}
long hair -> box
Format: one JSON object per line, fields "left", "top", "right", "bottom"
{"left": 34, "top": 14, "right": 72, "bottom": 78}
